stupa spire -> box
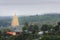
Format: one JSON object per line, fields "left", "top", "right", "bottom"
{"left": 11, "top": 12, "right": 19, "bottom": 27}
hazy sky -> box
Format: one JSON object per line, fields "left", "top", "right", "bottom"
{"left": 0, "top": 0, "right": 60, "bottom": 16}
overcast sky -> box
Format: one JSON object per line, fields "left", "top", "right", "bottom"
{"left": 0, "top": 0, "right": 60, "bottom": 16}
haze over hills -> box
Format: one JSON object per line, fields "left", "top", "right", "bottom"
{"left": 0, "top": 13, "right": 60, "bottom": 27}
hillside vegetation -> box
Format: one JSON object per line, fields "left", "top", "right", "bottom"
{"left": 0, "top": 14, "right": 60, "bottom": 26}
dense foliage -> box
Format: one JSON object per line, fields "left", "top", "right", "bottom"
{"left": 0, "top": 22, "right": 60, "bottom": 40}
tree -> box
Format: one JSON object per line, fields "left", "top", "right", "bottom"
{"left": 22, "top": 22, "right": 29, "bottom": 32}
{"left": 53, "top": 22, "right": 60, "bottom": 35}
{"left": 41, "top": 24, "right": 49, "bottom": 31}
{"left": 28, "top": 24, "right": 39, "bottom": 38}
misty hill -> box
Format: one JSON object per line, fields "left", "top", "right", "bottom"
{"left": 19, "top": 14, "right": 60, "bottom": 24}
{"left": 0, "top": 14, "right": 60, "bottom": 27}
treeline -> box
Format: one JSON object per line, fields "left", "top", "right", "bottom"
{"left": 1, "top": 14, "right": 60, "bottom": 26}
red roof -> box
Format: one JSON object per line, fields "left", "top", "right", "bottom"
{"left": 7, "top": 32, "right": 16, "bottom": 35}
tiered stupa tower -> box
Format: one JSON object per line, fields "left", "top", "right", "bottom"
{"left": 11, "top": 13, "right": 19, "bottom": 31}
{"left": 11, "top": 13, "right": 19, "bottom": 27}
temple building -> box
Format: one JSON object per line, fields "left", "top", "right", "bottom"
{"left": 11, "top": 13, "right": 20, "bottom": 32}
{"left": 7, "top": 13, "right": 20, "bottom": 35}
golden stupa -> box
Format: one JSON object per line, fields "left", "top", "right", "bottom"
{"left": 11, "top": 13, "right": 19, "bottom": 27}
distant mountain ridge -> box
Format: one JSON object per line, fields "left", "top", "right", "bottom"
{"left": 0, "top": 13, "right": 60, "bottom": 27}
